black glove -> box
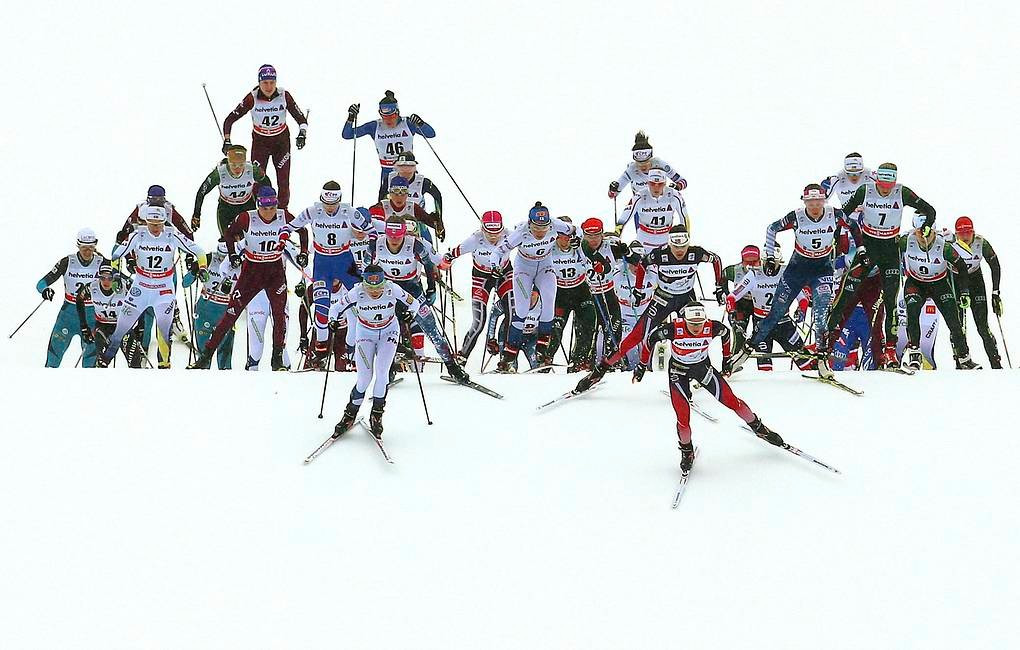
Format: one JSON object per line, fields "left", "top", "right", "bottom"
{"left": 763, "top": 256, "right": 778, "bottom": 275}
{"left": 229, "top": 253, "right": 241, "bottom": 268}
{"left": 486, "top": 338, "right": 500, "bottom": 355}
{"left": 296, "top": 131, "right": 306, "bottom": 150}
{"left": 80, "top": 326, "right": 95, "bottom": 344}
{"left": 608, "top": 181, "right": 620, "bottom": 199}
{"left": 184, "top": 254, "right": 195, "bottom": 269}
{"left": 197, "top": 268, "right": 210, "bottom": 283}
{"left": 221, "top": 137, "right": 231, "bottom": 154}
{"left": 347, "top": 103, "right": 360, "bottom": 122}
{"left": 399, "top": 308, "right": 416, "bottom": 324}
{"left": 630, "top": 287, "right": 646, "bottom": 303}
{"left": 714, "top": 286, "right": 726, "bottom": 306}
{"left": 408, "top": 113, "right": 425, "bottom": 127}
{"left": 992, "top": 290, "right": 1003, "bottom": 317}
{"left": 296, "top": 252, "right": 309, "bottom": 268}
{"left": 41, "top": 287, "right": 55, "bottom": 301}
{"left": 126, "top": 257, "right": 137, "bottom": 274}
{"left": 857, "top": 245, "right": 871, "bottom": 268}
{"left": 722, "top": 356, "right": 734, "bottom": 376}
{"left": 220, "top": 277, "right": 233, "bottom": 294}
{"left": 298, "top": 335, "right": 309, "bottom": 353}
{"left": 569, "top": 235, "right": 581, "bottom": 250}
{"left": 632, "top": 362, "right": 647, "bottom": 383}
{"left": 328, "top": 319, "right": 344, "bottom": 332}
{"left": 425, "top": 288, "right": 437, "bottom": 305}
{"left": 294, "top": 281, "right": 306, "bottom": 298}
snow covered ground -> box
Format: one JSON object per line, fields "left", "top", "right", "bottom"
{"left": 1, "top": 368, "right": 1019, "bottom": 648}
{"left": 4, "top": 0, "right": 1020, "bottom": 647}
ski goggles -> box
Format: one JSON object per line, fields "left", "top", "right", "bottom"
{"left": 257, "top": 194, "right": 278, "bottom": 208}
{"left": 388, "top": 186, "right": 409, "bottom": 196}
{"left": 378, "top": 104, "right": 399, "bottom": 116}
{"left": 363, "top": 274, "right": 386, "bottom": 290}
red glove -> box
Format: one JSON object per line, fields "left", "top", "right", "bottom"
{"left": 725, "top": 294, "right": 737, "bottom": 313}
{"left": 592, "top": 261, "right": 605, "bottom": 274}
{"left": 438, "top": 254, "right": 452, "bottom": 271}
{"left": 276, "top": 231, "right": 291, "bottom": 251}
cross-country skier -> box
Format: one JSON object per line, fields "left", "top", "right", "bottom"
{"left": 368, "top": 175, "right": 445, "bottom": 243}
{"left": 384, "top": 152, "right": 443, "bottom": 218}
{"left": 820, "top": 152, "right": 876, "bottom": 207}
{"left": 718, "top": 245, "right": 761, "bottom": 351}
{"left": 824, "top": 162, "right": 936, "bottom": 365}
{"left": 221, "top": 64, "right": 306, "bottom": 210}
{"left": 100, "top": 207, "right": 206, "bottom": 368}
{"left": 183, "top": 242, "right": 236, "bottom": 370}
{"left": 493, "top": 202, "right": 576, "bottom": 372}
{"left": 75, "top": 261, "right": 139, "bottom": 367}
{"left": 36, "top": 228, "right": 107, "bottom": 367}
{"left": 188, "top": 187, "right": 307, "bottom": 371}
{"left": 343, "top": 90, "right": 436, "bottom": 197}
{"left": 614, "top": 253, "right": 656, "bottom": 370}
{"left": 646, "top": 301, "right": 784, "bottom": 473}
{"left": 899, "top": 214, "right": 978, "bottom": 370}
{"left": 287, "top": 180, "right": 368, "bottom": 367}
{"left": 726, "top": 250, "right": 813, "bottom": 372}
{"left": 732, "top": 183, "right": 861, "bottom": 377}
{"left": 575, "top": 224, "right": 723, "bottom": 390}
{"left": 895, "top": 297, "right": 940, "bottom": 369}
{"left": 546, "top": 218, "right": 596, "bottom": 371}
{"left": 439, "top": 210, "right": 511, "bottom": 361}
{"left": 117, "top": 184, "right": 194, "bottom": 243}
{"left": 950, "top": 216, "right": 1003, "bottom": 368}
{"left": 615, "top": 168, "right": 689, "bottom": 249}
{"left": 579, "top": 218, "right": 643, "bottom": 367}
{"left": 192, "top": 144, "right": 272, "bottom": 234}
{"left": 608, "top": 131, "right": 687, "bottom": 199}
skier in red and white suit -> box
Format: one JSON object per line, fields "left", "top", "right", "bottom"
{"left": 189, "top": 186, "right": 308, "bottom": 371}
{"left": 646, "top": 302, "right": 783, "bottom": 472}
{"left": 222, "top": 64, "right": 307, "bottom": 210}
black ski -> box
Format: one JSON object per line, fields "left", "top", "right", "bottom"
{"left": 357, "top": 420, "right": 394, "bottom": 463}
{"left": 304, "top": 418, "right": 363, "bottom": 464}
{"left": 439, "top": 375, "right": 504, "bottom": 399}
{"left": 672, "top": 446, "right": 700, "bottom": 508}
{"left": 387, "top": 377, "right": 405, "bottom": 388}
{"left": 742, "top": 425, "right": 841, "bottom": 474}
{"left": 801, "top": 374, "right": 863, "bottom": 396}
{"left": 536, "top": 382, "right": 602, "bottom": 411}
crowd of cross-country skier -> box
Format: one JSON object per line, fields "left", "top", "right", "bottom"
{"left": 23, "top": 64, "right": 1009, "bottom": 473}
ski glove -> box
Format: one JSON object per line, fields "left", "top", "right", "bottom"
{"left": 958, "top": 292, "right": 971, "bottom": 310}
{"left": 763, "top": 256, "right": 779, "bottom": 276}
{"left": 608, "top": 181, "right": 620, "bottom": 199}
{"left": 714, "top": 286, "right": 726, "bottom": 306}
{"left": 724, "top": 294, "right": 737, "bottom": 313}
{"left": 296, "top": 131, "right": 306, "bottom": 150}
{"left": 328, "top": 319, "right": 345, "bottom": 332}
{"left": 41, "top": 287, "right": 55, "bottom": 301}
{"left": 80, "top": 326, "right": 95, "bottom": 345}
{"left": 197, "top": 268, "right": 210, "bottom": 284}
{"left": 220, "top": 278, "right": 233, "bottom": 294}
{"left": 857, "top": 246, "right": 871, "bottom": 268}
{"left": 229, "top": 254, "right": 241, "bottom": 268}
{"left": 347, "top": 104, "right": 360, "bottom": 122}
{"left": 632, "top": 362, "right": 647, "bottom": 383}
{"left": 221, "top": 138, "right": 231, "bottom": 155}
{"left": 425, "top": 288, "right": 437, "bottom": 306}
{"left": 992, "top": 290, "right": 1003, "bottom": 316}
{"left": 296, "top": 252, "right": 309, "bottom": 268}
{"left": 294, "top": 281, "right": 306, "bottom": 298}
{"left": 191, "top": 213, "right": 201, "bottom": 231}
{"left": 722, "top": 356, "right": 734, "bottom": 376}
{"left": 408, "top": 113, "right": 425, "bottom": 127}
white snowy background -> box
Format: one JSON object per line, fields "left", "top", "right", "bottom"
{"left": 2, "top": 1, "right": 1019, "bottom": 648}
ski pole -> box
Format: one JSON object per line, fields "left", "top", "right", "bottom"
{"left": 350, "top": 118, "right": 358, "bottom": 205}
{"left": 201, "top": 83, "right": 224, "bottom": 141}
{"left": 9, "top": 298, "right": 46, "bottom": 338}
{"left": 411, "top": 347, "right": 433, "bottom": 426}
{"left": 996, "top": 312, "right": 1012, "bottom": 368}
{"left": 317, "top": 330, "right": 335, "bottom": 419}
{"left": 421, "top": 137, "right": 481, "bottom": 221}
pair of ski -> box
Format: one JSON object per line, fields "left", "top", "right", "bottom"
{"left": 439, "top": 375, "right": 503, "bottom": 399}
{"left": 304, "top": 418, "right": 393, "bottom": 465}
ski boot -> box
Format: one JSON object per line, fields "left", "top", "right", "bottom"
{"left": 368, "top": 400, "right": 385, "bottom": 440}
{"left": 902, "top": 345, "right": 922, "bottom": 372}
{"left": 494, "top": 350, "right": 518, "bottom": 374}
{"left": 575, "top": 361, "right": 609, "bottom": 393}
{"left": 880, "top": 342, "right": 899, "bottom": 369}
{"left": 815, "top": 348, "right": 834, "bottom": 379}
{"left": 445, "top": 359, "right": 470, "bottom": 383}
{"left": 187, "top": 348, "right": 213, "bottom": 369}
{"left": 567, "top": 360, "right": 591, "bottom": 374}
{"left": 298, "top": 334, "right": 310, "bottom": 355}
{"left": 334, "top": 350, "right": 352, "bottom": 372}
{"left": 728, "top": 342, "right": 753, "bottom": 373}
{"left": 989, "top": 354, "right": 1002, "bottom": 370}
{"left": 679, "top": 441, "right": 696, "bottom": 473}
{"left": 95, "top": 353, "right": 111, "bottom": 369}
{"left": 245, "top": 356, "right": 259, "bottom": 371}
{"left": 749, "top": 417, "right": 784, "bottom": 447}
{"left": 632, "top": 362, "right": 648, "bottom": 383}
{"left": 306, "top": 342, "right": 329, "bottom": 370}
{"left": 956, "top": 355, "right": 982, "bottom": 370}
{"left": 271, "top": 346, "right": 289, "bottom": 371}
{"left": 334, "top": 403, "right": 360, "bottom": 437}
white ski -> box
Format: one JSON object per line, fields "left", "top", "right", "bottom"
{"left": 672, "top": 446, "right": 700, "bottom": 509}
